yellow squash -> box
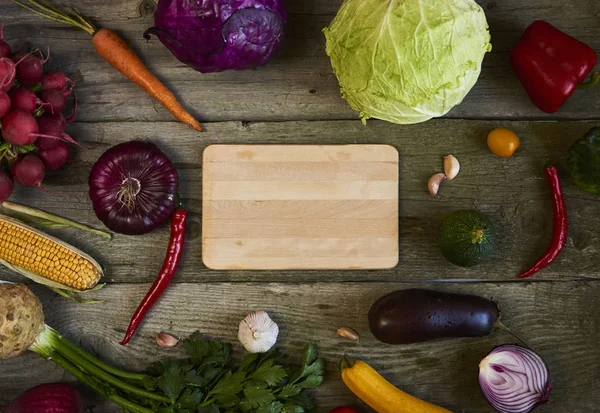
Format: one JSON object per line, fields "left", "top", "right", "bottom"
{"left": 340, "top": 356, "right": 453, "bottom": 413}
{"left": 0, "top": 214, "right": 103, "bottom": 291}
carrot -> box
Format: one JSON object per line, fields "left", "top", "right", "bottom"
{"left": 13, "top": 0, "right": 202, "bottom": 132}
{"left": 91, "top": 28, "right": 201, "bottom": 131}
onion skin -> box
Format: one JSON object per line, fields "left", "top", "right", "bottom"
{"left": 5, "top": 383, "right": 87, "bottom": 413}
{"left": 88, "top": 141, "right": 179, "bottom": 235}
{"left": 479, "top": 344, "right": 551, "bottom": 413}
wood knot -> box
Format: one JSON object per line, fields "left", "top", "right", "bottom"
{"left": 139, "top": 0, "right": 157, "bottom": 17}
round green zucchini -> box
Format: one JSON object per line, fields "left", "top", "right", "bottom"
{"left": 439, "top": 210, "right": 495, "bottom": 267}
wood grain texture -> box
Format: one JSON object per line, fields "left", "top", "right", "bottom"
{"left": 0, "top": 0, "right": 599, "bottom": 123}
{"left": 0, "top": 281, "right": 598, "bottom": 412}
{"left": 203, "top": 145, "right": 399, "bottom": 269}
{"left": 0, "top": 119, "right": 598, "bottom": 282}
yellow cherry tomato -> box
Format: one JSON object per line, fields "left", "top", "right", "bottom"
{"left": 487, "top": 128, "right": 520, "bottom": 157}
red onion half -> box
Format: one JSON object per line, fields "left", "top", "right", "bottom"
{"left": 88, "top": 141, "right": 179, "bottom": 235}
{"left": 479, "top": 344, "right": 551, "bottom": 413}
{"left": 6, "top": 383, "right": 86, "bottom": 413}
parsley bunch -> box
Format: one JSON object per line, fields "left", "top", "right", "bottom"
{"left": 139, "top": 332, "right": 325, "bottom": 413}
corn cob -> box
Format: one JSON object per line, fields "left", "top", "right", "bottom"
{"left": 0, "top": 215, "right": 103, "bottom": 291}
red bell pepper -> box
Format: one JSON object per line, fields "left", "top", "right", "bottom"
{"left": 510, "top": 20, "right": 599, "bottom": 113}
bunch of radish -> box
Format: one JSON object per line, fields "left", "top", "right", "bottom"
{"left": 0, "top": 25, "right": 78, "bottom": 203}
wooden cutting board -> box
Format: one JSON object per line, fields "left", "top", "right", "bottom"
{"left": 202, "top": 145, "right": 399, "bottom": 270}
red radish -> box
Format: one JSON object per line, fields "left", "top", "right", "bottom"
{"left": 35, "top": 113, "right": 66, "bottom": 149}
{"left": 11, "top": 153, "right": 45, "bottom": 188}
{"left": 9, "top": 87, "right": 43, "bottom": 112}
{"left": 0, "top": 56, "right": 16, "bottom": 92}
{"left": 0, "top": 25, "right": 11, "bottom": 58}
{"left": 12, "top": 50, "right": 47, "bottom": 86}
{"left": 0, "top": 90, "right": 10, "bottom": 118}
{"left": 41, "top": 88, "right": 67, "bottom": 113}
{"left": 38, "top": 141, "right": 70, "bottom": 170}
{"left": 2, "top": 109, "right": 39, "bottom": 145}
{"left": 5, "top": 382, "right": 86, "bottom": 413}
{"left": 66, "top": 86, "right": 77, "bottom": 124}
{"left": 34, "top": 113, "right": 79, "bottom": 148}
{"left": 0, "top": 170, "right": 14, "bottom": 203}
{"left": 41, "top": 71, "right": 71, "bottom": 91}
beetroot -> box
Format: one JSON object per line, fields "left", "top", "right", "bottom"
{"left": 12, "top": 51, "right": 45, "bottom": 86}
{"left": 0, "top": 25, "right": 11, "bottom": 59}
{"left": 5, "top": 383, "right": 86, "bottom": 413}
{"left": 0, "top": 56, "right": 16, "bottom": 92}
{"left": 9, "top": 87, "right": 42, "bottom": 112}
{"left": 0, "top": 90, "right": 10, "bottom": 118}
{"left": 0, "top": 170, "right": 14, "bottom": 203}
{"left": 41, "top": 89, "right": 67, "bottom": 113}
{"left": 2, "top": 109, "right": 39, "bottom": 145}
{"left": 41, "top": 71, "right": 70, "bottom": 91}
{"left": 38, "top": 141, "right": 70, "bottom": 170}
{"left": 11, "top": 153, "right": 45, "bottom": 187}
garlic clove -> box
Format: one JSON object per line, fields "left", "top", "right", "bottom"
{"left": 156, "top": 332, "right": 180, "bottom": 348}
{"left": 444, "top": 155, "right": 460, "bottom": 180}
{"left": 337, "top": 327, "right": 359, "bottom": 341}
{"left": 238, "top": 311, "right": 279, "bottom": 353}
{"left": 428, "top": 173, "right": 446, "bottom": 196}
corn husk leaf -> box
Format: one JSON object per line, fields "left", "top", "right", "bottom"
{"left": 0, "top": 202, "right": 112, "bottom": 239}
{"left": 49, "top": 287, "right": 103, "bottom": 304}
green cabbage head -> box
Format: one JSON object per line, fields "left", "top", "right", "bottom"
{"left": 324, "top": 0, "right": 492, "bottom": 124}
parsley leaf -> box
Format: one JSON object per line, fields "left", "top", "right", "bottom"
{"left": 244, "top": 383, "right": 276, "bottom": 407}
{"left": 277, "top": 384, "right": 301, "bottom": 398}
{"left": 302, "top": 344, "right": 318, "bottom": 367}
{"left": 157, "top": 359, "right": 186, "bottom": 401}
{"left": 197, "top": 405, "right": 220, "bottom": 413}
{"left": 281, "top": 403, "right": 305, "bottom": 413}
{"left": 238, "top": 353, "right": 260, "bottom": 373}
{"left": 209, "top": 371, "right": 246, "bottom": 396}
{"left": 251, "top": 360, "right": 287, "bottom": 386}
{"left": 297, "top": 374, "right": 323, "bottom": 389}
{"left": 256, "top": 401, "right": 284, "bottom": 413}
{"left": 176, "top": 388, "right": 204, "bottom": 408}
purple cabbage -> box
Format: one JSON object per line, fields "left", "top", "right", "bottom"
{"left": 144, "top": 0, "right": 287, "bottom": 73}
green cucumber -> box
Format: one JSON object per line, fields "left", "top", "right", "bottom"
{"left": 440, "top": 210, "right": 495, "bottom": 267}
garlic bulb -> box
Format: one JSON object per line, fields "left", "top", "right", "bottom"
{"left": 238, "top": 311, "right": 279, "bottom": 353}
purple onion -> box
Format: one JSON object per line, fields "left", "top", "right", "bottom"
{"left": 88, "top": 141, "right": 179, "bottom": 235}
{"left": 479, "top": 344, "right": 551, "bottom": 413}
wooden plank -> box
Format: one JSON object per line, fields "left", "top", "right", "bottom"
{"left": 0, "top": 119, "right": 599, "bottom": 282}
{"left": 0, "top": 281, "right": 598, "bottom": 412}
{"left": 203, "top": 145, "right": 399, "bottom": 269}
{"left": 0, "top": 0, "right": 599, "bottom": 122}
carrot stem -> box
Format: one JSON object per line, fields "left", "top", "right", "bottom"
{"left": 13, "top": 0, "right": 95, "bottom": 34}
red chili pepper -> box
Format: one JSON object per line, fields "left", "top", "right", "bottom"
{"left": 510, "top": 20, "right": 599, "bottom": 113}
{"left": 518, "top": 163, "right": 567, "bottom": 278}
{"left": 120, "top": 209, "right": 187, "bottom": 345}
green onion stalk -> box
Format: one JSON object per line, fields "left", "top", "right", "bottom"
{"left": 0, "top": 284, "right": 167, "bottom": 412}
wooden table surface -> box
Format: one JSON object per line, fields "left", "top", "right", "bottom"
{"left": 1, "top": 0, "right": 599, "bottom": 411}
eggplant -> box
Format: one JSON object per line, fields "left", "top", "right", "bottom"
{"left": 368, "top": 289, "right": 500, "bottom": 344}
